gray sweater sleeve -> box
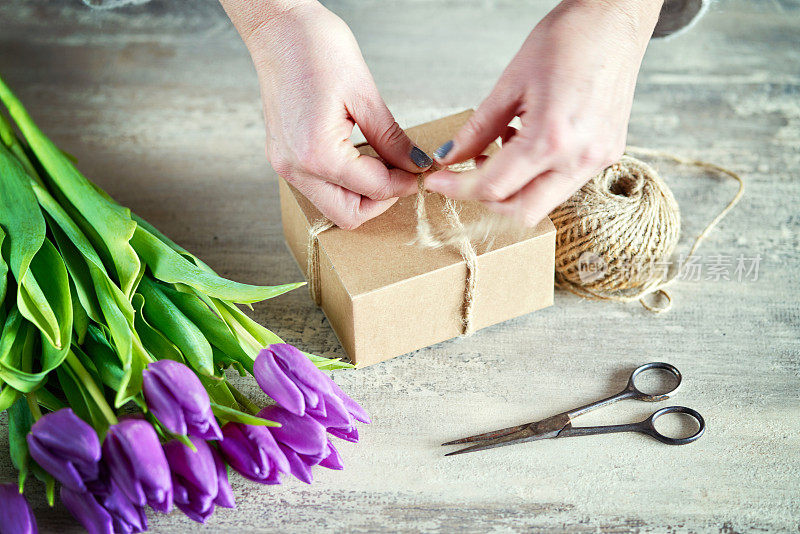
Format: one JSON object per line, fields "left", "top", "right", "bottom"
{"left": 653, "top": 0, "right": 710, "bottom": 38}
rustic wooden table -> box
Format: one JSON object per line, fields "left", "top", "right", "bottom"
{"left": 1, "top": 1, "right": 798, "bottom": 532}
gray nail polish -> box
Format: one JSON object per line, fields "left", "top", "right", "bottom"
{"left": 410, "top": 146, "right": 433, "bottom": 168}
{"left": 433, "top": 140, "right": 454, "bottom": 160}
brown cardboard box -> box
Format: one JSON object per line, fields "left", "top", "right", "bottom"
{"left": 279, "top": 110, "right": 555, "bottom": 366}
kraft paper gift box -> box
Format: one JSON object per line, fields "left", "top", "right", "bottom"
{"left": 279, "top": 110, "right": 555, "bottom": 367}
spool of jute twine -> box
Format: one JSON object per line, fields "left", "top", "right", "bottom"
{"left": 305, "top": 146, "right": 744, "bottom": 329}
{"left": 552, "top": 147, "right": 744, "bottom": 312}
{"left": 552, "top": 154, "right": 682, "bottom": 312}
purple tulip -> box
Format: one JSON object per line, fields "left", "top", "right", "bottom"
{"left": 26, "top": 408, "right": 100, "bottom": 491}
{"left": 66, "top": 466, "right": 147, "bottom": 534}
{"left": 142, "top": 360, "right": 222, "bottom": 440}
{"left": 60, "top": 486, "right": 114, "bottom": 534}
{"left": 253, "top": 344, "right": 370, "bottom": 439}
{"left": 164, "top": 437, "right": 235, "bottom": 523}
{"left": 218, "top": 422, "right": 290, "bottom": 484}
{"left": 102, "top": 418, "right": 173, "bottom": 513}
{"left": 95, "top": 474, "right": 148, "bottom": 534}
{"left": 0, "top": 483, "right": 37, "bottom": 534}
{"left": 259, "top": 405, "right": 329, "bottom": 484}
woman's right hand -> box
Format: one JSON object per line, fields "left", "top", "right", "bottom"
{"left": 223, "top": 0, "right": 431, "bottom": 229}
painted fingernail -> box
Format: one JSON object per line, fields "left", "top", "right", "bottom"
{"left": 433, "top": 140, "right": 454, "bottom": 160}
{"left": 410, "top": 146, "right": 433, "bottom": 168}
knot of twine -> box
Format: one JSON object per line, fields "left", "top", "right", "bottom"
{"left": 304, "top": 147, "right": 743, "bottom": 322}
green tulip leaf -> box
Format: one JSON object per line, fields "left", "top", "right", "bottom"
{"left": 158, "top": 283, "right": 254, "bottom": 372}
{"left": 81, "top": 326, "right": 127, "bottom": 391}
{"left": 0, "top": 304, "right": 74, "bottom": 396}
{"left": 69, "top": 276, "right": 90, "bottom": 344}
{"left": 132, "top": 213, "right": 215, "bottom": 273}
{"left": 0, "top": 227, "right": 8, "bottom": 305}
{"left": 131, "top": 293, "right": 184, "bottom": 364}
{"left": 305, "top": 352, "right": 354, "bottom": 371}
{"left": 0, "top": 381, "right": 21, "bottom": 412}
{"left": 20, "top": 238, "right": 72, "bottom": 352}
{"left": 37, "top": 183, "right": 145, "bottom": 406}
{"left": 131, "top": 226, "right": 304, "bottom": 304}
{"left": 0, "top": 143, "right": 66, "bottom": 349}
{"left": 8, "top": 397, "right": 34, "bottom": 491}
{"left": 213, "top": 298, "right": 283, "bottom": 353}
{"left": 51, "top": 222, "right": 103, "bottom": 325}
{"left": 0, "top": 75, "right": 142, "bottom": 298}
{"left": 137, "top": 277, "right": 214, "bottom": 376}
{"left": 34, "top": 388, "right": 67, "bottom": 412}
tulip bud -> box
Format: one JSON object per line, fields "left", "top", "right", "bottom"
{"left": 218, "top": 422, "right": 290, "bottom": 485}
{"left": 0, "top": 483, "right": 37, "bottom": 534}
{"left": 69, "top": 465, "right": 147, "bottom": 534}
{"left": 60, "top": 487, "right": 114, "bottom": 534}
{"left": 253, "top": 344, "right": 370, "bottom": 437}
{"left": 142, "top": 360, "right": 222, "bottom": 440}
{"left": 164, "top": 437, "right": 235, "bottom": 523}
{"left": 26, "top": 408, "right": 100, "bottom": 491}
{"left": 259, "top": 405, "right": 329, "bottom": 484}
{"left": 253, "top": 344, "right": 332, "bottom": 416}
{"left": 102, "top": 419, "right": 173, "bottom": 513}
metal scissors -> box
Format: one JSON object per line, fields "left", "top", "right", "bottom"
{"left": 443, "top": 362, "right": 705, "bottom": 456}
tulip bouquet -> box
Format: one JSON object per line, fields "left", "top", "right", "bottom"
{"left": 0, "top": 75, "right": 369, "bottom": 534}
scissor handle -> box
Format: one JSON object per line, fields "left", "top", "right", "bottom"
{"left": 625, "top": 362, "right": 682, "bottom": 402}
{"left": 641, "top": 406, "right": 705, "bottom": 445}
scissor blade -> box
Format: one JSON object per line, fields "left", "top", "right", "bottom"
{"left": 441, "top": 423, "right": 530, "bottom": 446}
{"left": 444, "top": 427, "right": 541, "bottom": 456}
{"left": 443, "top": 413, "right": 571, "bottom": 456}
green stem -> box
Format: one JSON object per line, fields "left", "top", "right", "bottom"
{"left": 65, "top": 351, "right": 118, "bottom": 425}
{"left": 144, "top": 411, "right": 197, "bottom": 451}
{"left": 227, "top": 383, "right": 260, "bottom": 415}
{"left": 35, "top": 388, "right": 67, "bottom": 412}
{"left": 25, "top": 392, "right": 42, "bottom": 421}
{"left": 0, "top": 113, "right": 44, "bottom": 187}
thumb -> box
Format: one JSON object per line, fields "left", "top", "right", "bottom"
{"left": 434, "top": 84, "right": 519, "bottom": 165}
{"left": 349, "top": 93, "right": 432, "bottom": 173}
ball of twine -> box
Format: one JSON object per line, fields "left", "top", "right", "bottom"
{"left": 551, "top": 155, "right": 681, "bottom": 311}
{"left": 550, "top": 147, "right": 744, "bottom": 312}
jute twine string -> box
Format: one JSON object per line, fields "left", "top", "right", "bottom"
{"left": 304, "top": 146, "right": 743, "bottom": 323}
{"left": 306, "top": 219, "right": 335, "bottom": 305}
{"left": 413, "top": 168, "right": 479, "bottom": 335}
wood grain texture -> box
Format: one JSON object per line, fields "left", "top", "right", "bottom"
{"left": 0, "top": 1, "right": 798, "bottom": 532}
